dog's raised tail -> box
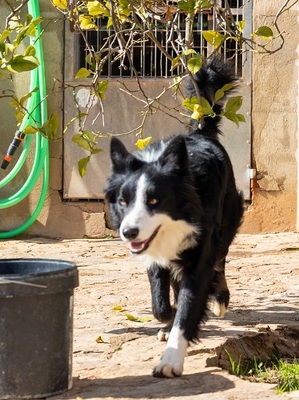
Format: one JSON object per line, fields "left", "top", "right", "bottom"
{"left": 186, "top": 56, "right": 236, "bottom": 137}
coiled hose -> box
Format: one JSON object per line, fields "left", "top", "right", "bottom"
{"left": 0, "top": 0, "right": 49, "bottom": 239}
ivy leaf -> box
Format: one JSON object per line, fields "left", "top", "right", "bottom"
{"left": 203, "top": 31, "right": 226, "bottom": 48}
{"left": 254, "top": 26, "right": 273, "bottom": 40}
{"left": 136, "top": 137, "right": 152, "bottom": 150}
{"left": 187, "top": 53, "right": 202, "bottom": 74}
{"left": 78, "top": 156, "right": 90, "bottom": 177}
{"left": 75, "top": 67, "right": 92, "bottom": 79}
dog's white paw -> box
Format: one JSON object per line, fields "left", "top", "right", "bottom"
{"left": 153, "top": 326, "right": 188, "bottom": 378}
{"left": 210, "top": 299, "right": 227, "bottom": 317}
{"left": 153, "top": 348, "right": 184, "bottom": 378}
{"left": 157, "top": 329, "right": 170, "bottom": 342}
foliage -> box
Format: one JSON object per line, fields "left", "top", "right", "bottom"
{"left": 226, "top": 350, "right": 299, "bottom": 393}
{"left": 0, "top": 0, "right": 298, "bottom": 176}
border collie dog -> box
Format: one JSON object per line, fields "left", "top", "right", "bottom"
{"left": 105, "top": 57, "right": 244, "bottom": 378}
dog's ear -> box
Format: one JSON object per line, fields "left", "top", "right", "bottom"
{"left": 110, "top": 137, "right": 144, "bottom": 172}
{"left": 159, "top": 136, "right": 188, "bottom": 174}
{"left": 110, "top": 137, "right": 131, "bottom": 172}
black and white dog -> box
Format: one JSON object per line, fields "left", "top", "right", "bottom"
{"left": 105, "top": 57, "right": 244, "bottom": 378}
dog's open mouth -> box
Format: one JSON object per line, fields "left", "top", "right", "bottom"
{"left": 129, "top": 225, "right": 161, "bottom": 255}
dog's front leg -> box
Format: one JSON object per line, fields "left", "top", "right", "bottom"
{"left": 147, "top": 264, "right": 173, "bottom": 323}
{"left": 153, "top": 271, "right": 212, "bottom": 378}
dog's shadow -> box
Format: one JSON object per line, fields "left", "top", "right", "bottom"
{"left": 65, "top": 370, "right": 235, "bottom": 399}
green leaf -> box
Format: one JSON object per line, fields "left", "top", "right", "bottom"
{"left": 0, "top": 30, "right": 11, "bottom": 44}
{"left": 23, "top": 125, "right": 39, "bottom": 134}
{"left": 75, "top": 67, "right": 92, "bottom": 79}
{"left": 187, "top": 53, "right": 202, "bottom": 74}
{"left": 214, "top": 83, "right": 233, "bottom": 102}
{"left": 78, "top": 156, "right": 90, "bottom": 177}
{"left": 254, "top": 26, "right": 273, "bottom": 40}
{"left": 39, "top": 113, "right": 60, "bottom": 140}
{"left": 203, "top": 31, "right": 226, "bottom": 48}
{"left": 24, "top": 45, "right": 36, "bottom": 57}
{"left": 7, "top": 55, "right": 40, "bottom": 73}
{"left": 136, "top": 137, "right": 152, "bottom": 150}
{"left": 95, "top": 80, "right": 109, "bottom": 99}
{"left": 200, "top": 96, "right": 213, "bottom": 115}
{"left": 224, "top": 96, "right": 243, "bottom": 114}
{"left": 72, "top": 133, "right": 91, "bottom": 152}
{"left": 182, "top": 96, "right": 199, "bottom": 112}
{"left": 91, "top": 148, "right": 103, "bottom": 155}
{"left": 178, "top": 0, "right": 196, "bottom": 13}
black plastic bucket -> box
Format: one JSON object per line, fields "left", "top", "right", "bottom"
{"left": 0, "top": 258, "right": 79, "bottom": 399}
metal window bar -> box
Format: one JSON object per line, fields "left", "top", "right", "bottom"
{"left": 77, "top": 2, "right": 245, "bottom": 79}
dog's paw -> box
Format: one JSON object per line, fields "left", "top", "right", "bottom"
{"left": 152, "top": 334, "right": 186, "bottom": 378}
{"left": 153, "top": 361, "right": 183, "bottom": 378}
{"left": 210, "top": 298, "right": 228, "bottom": 317}
{"left": 157, "top": 328, "right": 170, "bottom": 342}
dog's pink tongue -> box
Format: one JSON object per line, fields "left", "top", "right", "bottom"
{"left": 130, "top": 241, "right": 145, "bottom": 251}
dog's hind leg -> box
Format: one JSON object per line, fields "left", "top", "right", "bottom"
{"left": 210, "top": 257, "right": 230, "bottom": 317}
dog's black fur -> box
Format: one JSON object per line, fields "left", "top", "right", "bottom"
{"left": 105, "top": 57, "right": 244, "bottom": 378}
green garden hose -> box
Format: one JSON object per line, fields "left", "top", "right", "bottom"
{"left": 0, "top": 0, "right": 49, "bottom": 239}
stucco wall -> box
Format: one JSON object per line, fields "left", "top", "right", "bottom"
{"left": 241, "top": 2, "right": 299, "bottom": 233}
{"left": 0, "top": 1, "right": 298, "bottom": 238}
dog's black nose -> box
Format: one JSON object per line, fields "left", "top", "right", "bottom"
{"left": 122, "top": 227, "right": 139, "bottom": 240}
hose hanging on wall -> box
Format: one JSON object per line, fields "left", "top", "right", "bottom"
{"left": 0, "top": 0, "right": 49, "bottom": 239}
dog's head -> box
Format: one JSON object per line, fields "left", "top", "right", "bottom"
{"left": 105, "top": 136, "right": 199, "bottom": 261}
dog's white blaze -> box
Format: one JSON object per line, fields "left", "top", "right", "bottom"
{"left": 155, "top": 326, "right": 187, "bottom": 377}
{"left": 119, "top": 174, "right": 151, "bottom": 242}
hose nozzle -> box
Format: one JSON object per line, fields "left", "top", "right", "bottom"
{"left": 1, "top": 131, "right": 26, "bottom": 170}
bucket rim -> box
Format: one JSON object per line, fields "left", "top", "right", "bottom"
{"left": 0, "top": 258, "right": 76, "bottom": 279}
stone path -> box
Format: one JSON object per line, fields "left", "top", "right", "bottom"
{"left": 1, "top": 233, "right": 299, "bottom": 400}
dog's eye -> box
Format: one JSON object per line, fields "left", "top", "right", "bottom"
{"left": 148, "top": 198, "right": 158, "bottom": 206}
{"left": 118, "top": 197, "right": 127, "bottom": 207}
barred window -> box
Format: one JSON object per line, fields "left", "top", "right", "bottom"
{"left": 76, "top": 1, "right": 244, "bottom": 79}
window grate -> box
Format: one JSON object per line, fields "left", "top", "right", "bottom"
{"left": 76, "top": 1, "right": 245, "bottom": 78}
